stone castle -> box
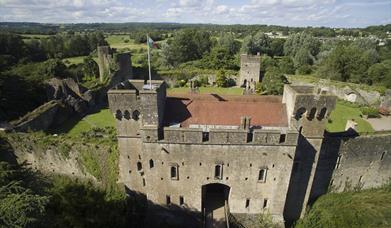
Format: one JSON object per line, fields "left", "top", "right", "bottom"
{"left": 107, "top": 55, "right": 391, "bottom": 227}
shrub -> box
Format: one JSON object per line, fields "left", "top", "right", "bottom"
{"left": 296, "top": 64, "right": 312, "bottom": 75}
{"left": 360, "top": 107, "right": 380, "bottom": 118}
{"left": 216, "top": 70, "right": 228, "bottom": 87}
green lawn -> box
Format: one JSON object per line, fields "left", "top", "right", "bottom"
{"left": 326, "top": 101, "right": 374, "bottom": 133}
{"left": 62, "top": 56, "right": 98, "bottom": 66}
{"left": 20, "top": 34, "right": 52, "bottom": 42}
{"left": 55, "top": 109, "right": 115, "bottom": 137}
{"left": 167, "top": 86, "right": 244, "bottom": 95}
{"left": 106, "top": 35, "right": 146, "bottom": 51}
{"left": 297, "top": 184, "right": 391, "bottom": 228}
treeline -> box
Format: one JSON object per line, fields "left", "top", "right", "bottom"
{"left": 1, "top": 22, "right": 390, "bottom": 38}
{"left": 0, "top": 32, "right": 106, "bottom": 69}
{"left": 153, "top": 28, "right": 390, "bottom": 94}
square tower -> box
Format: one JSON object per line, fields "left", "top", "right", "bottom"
{"left": 239, "top": 54, "right": 261, "bottom": 93}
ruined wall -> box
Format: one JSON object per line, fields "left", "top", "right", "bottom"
{"left": 12, "top": 100, "right": 60, "bottom": 132}
{"left": 109, "top": 53, "right": 134, "bottom": 87}
{"left": 239, "top": 54, "right": 261, "bottom": 92}
{"left": 97, "top": 46, "right": 112, "bottom": 82}
{"left": 314, "top": 133, "right": 391, "bottom": 195}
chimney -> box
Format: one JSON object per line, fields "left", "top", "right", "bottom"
{"left": 246, "top": 117, "right": 251, "bottom": 129}
{"left": 240, "top": 116, "right": 251, "bottom": 130}
{"left": 240, "top": 116, "right": 246, "bottom": 129}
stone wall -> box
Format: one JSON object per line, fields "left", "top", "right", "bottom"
{"left": 239, "top": 54, "right": 261, "bottom": 92}
{"left": 118, "top": 138, "right": 297, "bottom": 222}
{"left": 11, "top": 100, "right": 68, "bottom": 132}
{"left": 97, "top": 46, "right": 112, "bottom": 82}
{"left": 315, "top": 133, "right": 391, "bottom": 195}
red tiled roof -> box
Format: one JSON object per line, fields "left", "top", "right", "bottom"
{"left": 164, "top": 93, "right": 288, "bottom": 127}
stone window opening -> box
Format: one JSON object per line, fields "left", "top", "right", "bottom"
{"left": 247, "top": 132, "right": 253, "bottom": 143}
{"left": 170, "top": 165, "right": 179, "bottom": 180}
{"left": 258, "top": 168, "right": 267, "bottom": 182}
{"left": 202, "top": 132, "right": 209, "bottom": 142}
{"left": 263, "top": 199, "right": 268, "bottom": 209}
{"left": 123, "top": 110, "right": 131, "bottom": 120}
{"left": 180, "top": 196, "right": 184, "bottom": 206}
{"left": 381, "top": 152, "right": 386, "bottom": 160}
{"left": 166, "top": 195, "right": 171, "bottom": 205}
{"left": 214, "top": 164, "right": 223, "bottom": 180}
{"left": 132, "top": 110, "right": 140, "bottom": 121}
{"left": 317, "top": 107, "right": 327, "bottom": 120}
{"left": 295, "top": 107, "right": 306, "bottom": 120}
{"left": 359, "top": 176, "right": 363, "bottom": 183}
{"left": 149, "top": 159, "right": 154, "bottom": 168}
{"left": 307, "top": 107, "right": 317, "bottom": 120}
{"left": 137, "top": 162, "right": 142, "bottom": 171}
{"left": 245, "top": 199, "right": 250, "bottom": 208}
{"left": 142, "top": 178, "right": 146, "bottom": 186}
{"left": 115, "top": 110, "right": 122, "bottom": 120}
{"left": 279, "top": 134, "right": 286, "bottom": 143}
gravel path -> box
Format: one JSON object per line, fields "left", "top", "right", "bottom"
{"left": 366, "top": 116, "right": 391, "bottom": 131}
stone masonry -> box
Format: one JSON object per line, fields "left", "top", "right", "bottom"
{"left": 107, "top": 79, "right": 385, "bottom": 226}
{"left": 239, "top": 54, "right": 261, "bottom": 94}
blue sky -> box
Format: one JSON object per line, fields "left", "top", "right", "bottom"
{"left": 0, "top": 0, "right": 390, "bottom": 27}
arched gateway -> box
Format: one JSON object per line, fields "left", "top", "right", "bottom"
{"left": 202, "top": 183, "right": 230, "bottom": 228}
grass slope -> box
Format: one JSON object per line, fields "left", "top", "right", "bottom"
{"left": 326, "top": 101, "right": 374, "bottom": 133}
{"left": 62, "top": 56, "right": 99, "bottom": 66}
{"left": 55, "top": 109, "right": 115, "bottom": 137}
{"left": 297, "top": 184, "right": 391, "bottom": 228}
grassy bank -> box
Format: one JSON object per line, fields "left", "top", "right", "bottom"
{"left": 297, "top": 183, "right": 391, "bottom": 228}
{"left": 54, "top": 109, "right": 115, "bottom": 137}
{"left": 326, "top": 101, "right": 374, "bottom": 133}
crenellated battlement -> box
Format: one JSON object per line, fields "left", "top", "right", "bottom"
{"left": 138, "top": 126, "right": 299, "bottom": 146}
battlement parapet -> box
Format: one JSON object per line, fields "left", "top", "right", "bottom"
{"left": 139, "top": 127, "right": 299, "bottom": 146}
{"left": 253, "top": 129, "right": 298, "bottom": 145}
{"left": 163, "top": 127, "right": 203, "bottom": 143}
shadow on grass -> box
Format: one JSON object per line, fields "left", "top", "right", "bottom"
{"left": 47, "top": 115, "right": 84, "bottom": 135}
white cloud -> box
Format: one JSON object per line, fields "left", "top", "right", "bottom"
{"left": 0, "top": 0, "right": 389, "bottom": 27}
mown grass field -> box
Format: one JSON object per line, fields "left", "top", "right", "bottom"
{"left": 20, "top": 34, "right": 52, "bottom": 42}
{"left": 167, "top": 86, "right": 244, "bottom": 95}
{"left": 326, "top": 101, "right": 374, "bottom": 133}
{"left": 55, "top": 109, "right": 115, "bottom": 137}
{"left": 62, "top": 56, "right": 99, "bottom": 66}
{"left": 297, "top": 184, "right": 391, "bottom": 228}
{"left": 105, "top": 35, "right": 146, "bottom": 51}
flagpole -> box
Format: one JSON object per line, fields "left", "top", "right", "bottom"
{"left": 147, "top": 34, "right": 152, "bottom": 90}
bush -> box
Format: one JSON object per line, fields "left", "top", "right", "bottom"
{"left": 296, "top": 64, "right": 313, "bottom": 75}
{"left": 360, "top": 107, "right": 380, "bottom": 118}
{"left": 261, "top": 67, "right": 288, "bottom": 95}
{"left": 216, "top": 70, "right": 228, "bottom": 87}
